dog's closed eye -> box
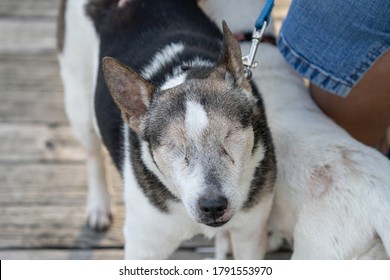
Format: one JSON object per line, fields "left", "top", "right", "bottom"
{"left": 220, "top": 146, "right": 235, "bottom": 164}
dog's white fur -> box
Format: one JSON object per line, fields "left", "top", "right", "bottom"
{"left": 252, "top": 43, "right": 390, "bottom": 259}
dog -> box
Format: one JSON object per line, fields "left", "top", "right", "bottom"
{"left": 259, "top": 45, "right": 390, "bottom": 259}
{"left": 203, "top": 0, "right": 390, "bottom": 257}
{"left": 57, "top": 0, "right": 276, "bottom": 259}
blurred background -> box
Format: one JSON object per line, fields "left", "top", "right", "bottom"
{"left": 0, "top": 0, "right": 291, "bottom": 259}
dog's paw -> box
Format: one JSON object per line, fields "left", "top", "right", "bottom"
{"left": 267, "top": 231, "right": 285, "bottom": 252}
{"left": 87, "top": 205, "right": 112, "bottom": 232}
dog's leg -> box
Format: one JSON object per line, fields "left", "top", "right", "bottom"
{"left": 229, "top": 196, "right": 273, "bottom": 259}
{"left": 58, "top": 0, "right": 111, "bottom": 231}
{"left": 267, "top": 230, "right": 285, "bottom": 252}
{"left": 123, "top": 209, "right": 190, "bottom": 259}
{"left": 230, "top": 222, "right": 268, "bottom": 259}
{"left": 123, "top": 221, "right": 181, "bottom": 259}
{"left": 215, "top": 231, "right": 231, "bottom": 259}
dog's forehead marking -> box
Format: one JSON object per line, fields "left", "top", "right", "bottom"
{"left": 140, "top": 42, "right": 184, "bottom": 80}
{"left": 161, "top": 72, "right": 187, "bottom": 90}
{"left": 161, "top": 57, "right": 214, "bottom": 91}
{"left": 185, "top": 100, "right": 209, "bottom": 139}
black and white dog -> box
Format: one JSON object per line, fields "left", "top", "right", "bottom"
{"left": 57, "top": 0, "right": 275, "bottom": 259}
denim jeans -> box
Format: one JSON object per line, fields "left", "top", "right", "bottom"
{"left": 277, "top": 0, "right": 390, "bottom": 97}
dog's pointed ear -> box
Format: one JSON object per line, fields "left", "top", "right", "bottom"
{"left": 219, "top": 21, "right": 245, "bottom": 85}
{"left": 102, "top": 57, "right": 153, "bottom": 133}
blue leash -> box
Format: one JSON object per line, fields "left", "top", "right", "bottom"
{"left": 255, "top": 0, "right": 274, "bottom": 30}
{"left": 242, "top": 0, "right": 275, "bottom": 79}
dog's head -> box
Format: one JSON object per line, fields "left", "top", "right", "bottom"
{"left": 103, "top": 22, "right": 269, "bottom": 227}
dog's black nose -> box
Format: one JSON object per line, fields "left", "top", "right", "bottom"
{"left": 198, "top": 196, "right": 228, "bottom": 219}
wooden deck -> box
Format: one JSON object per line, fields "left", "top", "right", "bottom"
{"left": 0, "top": 0, "right": 291, "bottom": 260}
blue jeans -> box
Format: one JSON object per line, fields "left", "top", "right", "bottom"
{"left": 277, "top": 0, "right": 390, "bottom": 97}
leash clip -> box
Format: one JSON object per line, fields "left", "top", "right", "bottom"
{"left": 242, "top": 21, "right": 268, "bottom": 79}
{"left": 241, "top": 0, "right": 274, "bottom": 79}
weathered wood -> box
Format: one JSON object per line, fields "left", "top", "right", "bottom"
{"left": 0, "top": 124, "right": 85, "bottom": 162}
{"left": 0, "top": 247, "right": 291, "bottom": 260}
{"left": 0, "top": 18, "right": 56, "bottom": 53}
{"left": 0, "top": 248, "right": 290, "bottom": 260}
{"left": 0, "top": 53, "right": 67, "bottom": 124}
{"left": 0, "top": 248, "right": 215, "bottom": 260}
{"left": 0, "top": 0, "right": 60, "bottom": 18}
{"left": 0, "top": 163, "right": 87, "bottom": 190}
{"left": 0, "top": 249, "right": 124, "bottom": 260}
{"left": 0, "top": 207, "right": 124, "bottom": 248}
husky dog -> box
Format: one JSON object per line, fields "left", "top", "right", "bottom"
{"left": 57, "top": 0, "right": 275, "bottom": 259}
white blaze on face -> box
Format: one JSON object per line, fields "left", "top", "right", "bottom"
{"left": 185, "top": 100, "right": 209, "bottom": 144}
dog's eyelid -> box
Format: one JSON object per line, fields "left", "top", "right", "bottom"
{"left": 161, "top": 141, "right": 188, "bottom": 156}
{"left": 220, "top": 144, "right": 235, "bottom": 164}
{"left": 224, "top": 127, "right": 241, "bottom": 140}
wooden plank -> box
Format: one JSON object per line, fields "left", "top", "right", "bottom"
{"left": 0, "top": 162, "right": 123, "bottom": 205}
{"left": 0, "top": 207, "right": 124, "bottom": 248}
{"left": 0, "top": 248, "right": 210, "bottom": 260}
{"left": 0, "top": 52, "right": 67, "bottom": 124}
{"left": 0, "top": 249, "right": 124, "bottom": 260}
{"left": 0, "top": 162, "right": 123, "bottom": 247}
{"left": 0, "top": 163, "right": 87, "bottom": 190}
{"left": 0, "top": 124, "right": 85, "bottom": 162}
{"left": 0, "top": 18, "right": 56, "bottom": 53}
{"left": 0, "top": 248, "right": 290, "bottom": 260}
{"left": 0, "top": 0, "right": 60, "bottom": 18}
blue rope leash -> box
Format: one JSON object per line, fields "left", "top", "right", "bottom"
{"left": 255, "top": 0, "right": 274, "bottom": 31}
{"left": 242, "top": 0, "right": 275, "bottom": 79}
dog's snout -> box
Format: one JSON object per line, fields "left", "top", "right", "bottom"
{"left": 198, "top": 196, "right": 228, "bottom": 219}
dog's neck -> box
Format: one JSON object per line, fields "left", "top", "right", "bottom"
{"left": 251, "top": 44, "right": 319, "bottom": 115}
